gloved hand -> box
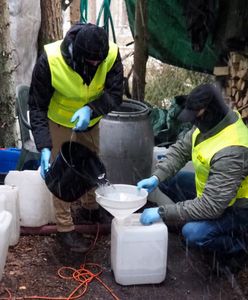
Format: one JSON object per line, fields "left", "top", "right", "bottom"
{"left": 137, "top": 175, "right": 159, "bottom": 193}
{"left": 140, "top": 207, "right": 161, "bottom": 225}
{"left": 40, "top": 148, "right": 51, "bottom": 179}
{"left": 70, "top": 106, "right": 92, "bottom": 132}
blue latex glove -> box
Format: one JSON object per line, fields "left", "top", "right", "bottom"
{"left": 140, "top": 207, "right": 161, "bottom": 225}
{"left": 40, "top": 148, "right": 51, "bottom": 179}
{"left": 70, "top": 106, "right": 92, "bottom": 132}
{"left": 137, "top": 175, "right": 159, "bottom": 193}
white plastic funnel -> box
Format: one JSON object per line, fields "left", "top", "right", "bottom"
{"left": 95, "top": 184, "right": 148, "bottom": 220}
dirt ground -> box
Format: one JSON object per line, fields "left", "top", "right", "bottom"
{"left": 1, "top": 219, "right": 248, "bottom": 300}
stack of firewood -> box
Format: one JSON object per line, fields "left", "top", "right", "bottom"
{"left": 213, "top": 52, "right": 248, "bottom": 121}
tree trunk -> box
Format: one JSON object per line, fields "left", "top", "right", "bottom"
{"left": 70, "top": 0, "right": 81, "bottom": 25}
{"left": 38, "top": 0, "right": 63, "bottom": 54}
{"left": 89, "top": 0, "right": 97, "bottom": 24}
{"left": 132, "top": 0, "right": 148, "bottom": 101}
{"left": 0, "top": 0, "right": 17, "bottom": 147}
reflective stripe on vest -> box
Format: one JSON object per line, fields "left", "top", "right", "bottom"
{"left": 192, "top": 112, "right": 248, "bottom": 206}
{"left": 45, "top": 40, "right": 118, "bottom": 128}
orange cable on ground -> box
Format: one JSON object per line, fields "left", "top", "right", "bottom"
{"left": 1, "top": 224, "right": 120, "bottom": 300}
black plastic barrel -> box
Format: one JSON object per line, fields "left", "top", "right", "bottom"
{"left": 99, "top": 99, "right": 154, "bottom": 185}
{"left": 45, "top": 141, "right": 106, "bottom": 202}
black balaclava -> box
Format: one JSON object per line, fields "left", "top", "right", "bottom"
{"left": 178, "top": 84, "right": 229, "bottom": 133}
{"left": 73, "top": 23, "right": 109, "bottom": 83}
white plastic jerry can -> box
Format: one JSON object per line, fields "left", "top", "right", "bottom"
{"left": 0, "top": 186, "right": 20, "bottom": 246}
{"left": 5, "top": 170, "right": 54, "bottom": 227}
{"left": 0, "top": 210, "right": 12, "bottom": 281}
{"left": 152, "top": 146, "right": 168, "bottom": 171}
{"left": 111, "top": 213, "right": 168, "bottom": 285}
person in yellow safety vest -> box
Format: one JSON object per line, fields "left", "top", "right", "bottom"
{"left": 29, "top": 23, "right": 123, "bottom": 253}
{"left": 137, "top": 83, "right": 248, "bottom": 272}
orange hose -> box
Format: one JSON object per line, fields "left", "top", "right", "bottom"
{"left": 0, "top": 224, "right": 120, "bottom": 300}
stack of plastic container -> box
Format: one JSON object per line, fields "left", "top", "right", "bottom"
{"left": 0, "top": 194, "right": 12, "bottom": 280}
{"left": 0, "top": 185, "right": 19, "bottom": 245}
{"left": 5, "top": 170, "right": 55, "bottom": 227}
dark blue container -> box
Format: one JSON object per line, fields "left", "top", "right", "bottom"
{"left": 0, "top": 148, "right": 21, "bottom": 173}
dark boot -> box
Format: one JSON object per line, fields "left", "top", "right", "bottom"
{"left": 56, "top": 230, "right": 92, "bottom": 253}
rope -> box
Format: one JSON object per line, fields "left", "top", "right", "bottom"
{"left": 80, "top": 0, "right": 116, "bottom": 42}
{"left": 80, "top": 0, "right": 88, "bottom": 23}
{"left": 0, "top": 225, "right": 120, "bottom": 300}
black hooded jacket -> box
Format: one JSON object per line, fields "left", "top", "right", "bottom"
{"left": 28, "top": 23, "right": 124, "bottom": 151}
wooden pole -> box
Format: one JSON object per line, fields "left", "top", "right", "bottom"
{"left": 132, "top": 0, "right": 148, "bottom": 101}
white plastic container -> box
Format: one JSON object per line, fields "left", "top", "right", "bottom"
{"left": 0, "top": 185, "right": 20, "bottom": 246}
{"left": 152, "top": 146, "right": 194, "bottom": 172}
{"left": 111, "top": 213, "right": 168, "bottom": 285}
{"left": 0, "top": 210, "right": 12, "bottom": 280}
{"left": 5, "top": 170, "right": 55, "bottom": 227}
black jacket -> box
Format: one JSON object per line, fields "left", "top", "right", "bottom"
{"left": 28, "top": 23, "right": 123, "bottom": 151}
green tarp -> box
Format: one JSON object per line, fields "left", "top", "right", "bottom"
{"left": 124, "top": 0, "right": 219, "bottom": 73}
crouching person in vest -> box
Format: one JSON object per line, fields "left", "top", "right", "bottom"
{"left": 29, "top": 23, "right": 123, "bottom": 253}
{"left": 137, "top": 83, "right": 248, "bottom": 272}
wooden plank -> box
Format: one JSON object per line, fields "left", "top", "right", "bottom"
{"left": 213, "top": 66, "right": 229, "bottom": 76}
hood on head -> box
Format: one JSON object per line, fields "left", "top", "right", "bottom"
{"left": 60, "top": 23, "right": 109, "bottom": 65}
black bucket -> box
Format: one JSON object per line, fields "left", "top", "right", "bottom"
{"left": 45, "top": 141, "right": 106, "bottom": 202}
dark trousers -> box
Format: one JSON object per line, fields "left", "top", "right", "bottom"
{"left": 159, "top": 171, "right": 248, "bottom": 254}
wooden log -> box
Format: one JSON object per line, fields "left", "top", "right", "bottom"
{"left": 237, "top": 79, "right": 244, "bottom": 90}
{"left": 243, "top": 96, "right": 248, "bottom": 106}
{"left": 241, "top": 108, "right": 248, "bottom": 118}
{"left": 231, "top": 88, "right": 237, "bottom": 97}
{"left": 230, "top": 66, "right": 238, "bottom": 78}
{"left": 240, "top": 80, "right": 246, "bottom": 91}
{"left": 237, "top": 99, "right": 243, "bottom": 108}
{"left": 227, "top": 79, "right": 232, "bottom": 87}
{"left": 235, "top": 92, "right": 241, "bottom": 103}
{"left": 237, "top": 69, "right": 248, "bottom": 80}
{"left": 231, "top": 79, "right": 238, "bottom": 88}
{"left": 239, "top": 60, "right": 248, "bottom": 70}
{"left": 225, "top": 87, "right": 232, "bottom": 96}
{"left": 230, "top": 52, "right": 244, "bottom": 64}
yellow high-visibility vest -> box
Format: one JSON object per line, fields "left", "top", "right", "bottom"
{"left": 44, "top": 40, "right": 118, "bottom": 128}
{"left": 192, "top": 112, "right": 248, "bottom": 206}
